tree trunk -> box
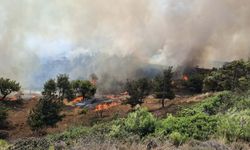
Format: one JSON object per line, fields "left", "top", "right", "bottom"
{"left": 161, "top": 98, "right": 165, "bottom": 108}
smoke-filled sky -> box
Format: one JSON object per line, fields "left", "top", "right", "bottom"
{"left": 0, "top": 0, "right": 250, "bottom": 89}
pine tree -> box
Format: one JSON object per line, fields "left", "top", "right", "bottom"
{"left": 27, "top": 96, "right": 63, "bottom": 132}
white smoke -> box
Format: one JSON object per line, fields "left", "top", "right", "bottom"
{"left": 0, "top": 0, "right": 249, "bottom": 89}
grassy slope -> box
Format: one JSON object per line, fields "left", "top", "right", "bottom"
{"left": 2, "top": 91, "right": 250, "bottom": 149}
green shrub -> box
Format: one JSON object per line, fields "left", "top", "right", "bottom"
{"left": 217, "top": 110, "right": 250, "bottom": 142}
{"left": 0, "top": 139, "right": 9, "bottom": 149}
{"left": 169, "top": 131, "right": 187, "bottom": 146}
{"left": 109, "top": 119, "right": 130, "bottom": 138}
{"left": 110, "top": 108, "right": 157, "bottom": 138}
{"left": 179, "top": 91, "right": 237, "bottom": 116}
{"left": 124, "top": 108, "right": 156, "bottom": 137}
{"left": 48, "top": 126, "right": 90, "bottom": 142}
{"left": 157, "top": 113, "right": 218, "bottom": 140}
{"left": 234, "top": 92, "right": 250, "bottom": 111}
{"left": 27, "top": 96, "right": 63, "bottom": 132}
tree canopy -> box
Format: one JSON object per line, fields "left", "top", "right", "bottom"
{"left": 153, "top": 67, "right": 175, "bottom": 107}
{"left": 204, "top": 59, "right": 250, "bottom": 92}
{"left": 125, "top": 78, "right": 152, "bottom": 108}
{"left": 71, "top": 80, "right": 96, "bottom": 98}
{"left": 0, "top": 78, "right": 21, "bottom": 100}
{"left": 27, "top": 96, "right": 63, "bottom": 132}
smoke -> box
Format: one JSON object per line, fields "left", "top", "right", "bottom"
{"left": 0, "top": 0, "right": 250, "bottom": 90}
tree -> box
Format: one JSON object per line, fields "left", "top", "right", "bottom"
{"left": 0, "top": 78, "right": 21, "bottom": 100}
{"left": 71, "top": 80, "right": 81, "bottom": 97}
{"left": 204, "top": 60, "right": 250, "bottom": 92}
{"left": 153, "top": 67, "right": 175, "bottom": 108}
{"left": 27, "top": 96, "right": 63, "bottom": 132}
{"left": 56, "top": 74, "right": 72, "bottom": 100}
{"left": 71, "top": 80, "right": 96, "bottom": 98}
{"left": 183, "top": 73, "right": 205, "bottom": 93}
{"left": 42, "top": 79, "right": 57, "bottom": 96}
{"left": 125, "top": 78, "right": 151, "bottom": 108}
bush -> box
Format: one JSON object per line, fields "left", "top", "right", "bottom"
{"left": 27, "top": 96, "right": 63, "bottom": 132}
{"left": 157, "top": 113, "right": 218, "bottom": 140}
{"left": 217, "top": 110, "right": 250, "bottom": 142}
{"left": 48, "top": 126, "right": 90, "bottom": 142}
{"left": 110, "top": 108, "right": 157, "bottom": 138}
{"left": 0, "top": 139, "right": 9, "bottom": 149}
{"left": 169, "top": 131, "right": 187, "bottom": 146}
{"left": 179, "top": 91, "right": 236, "bottom": 116}
{"left": 124, "top": 108, "right": 156, "bottom": 137}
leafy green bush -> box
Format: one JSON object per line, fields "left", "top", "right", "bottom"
{"left": 0, "top": 139, "right": 9, "bottom": 149}
{"left": 124, "top": 108, "right": 156, "bottom": 137}
{"left": 179, "top": 91, "right": 237, "bottom": 116}
{"left": 169, "top": 131, "right": 187, "bottom": 146}
{"left": 217, "top": 110, "right": 250, "bottom": 142}
{"left": 110, "top": 108, "right": 157, "bottom": 138}
{"left": 48, "top": 126, "right": 90, "bottom": 142}
{"left": 157, "top": 113, "right": 218, "bottom": 140}
{"left": 234, "top": 91, "right": 250, "bottom": 111}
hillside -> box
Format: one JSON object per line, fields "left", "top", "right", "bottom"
{"left": 0, "top": 91, "right": 249, "bottom": 150}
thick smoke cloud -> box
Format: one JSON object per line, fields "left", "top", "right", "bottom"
{"left": 0, "top": 0, "right": 249, "bottom": 90}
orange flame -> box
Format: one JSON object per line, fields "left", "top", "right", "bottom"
{"left": 72, "top": 96, "right": 84, "bottom": 103}
{"left": 8, "top": 96, "right": 17, "bottom": 101}
{"left": 183, "top": 75, "right": 189, "bottom": 81}
{"left": 94, "top": 102, "right": 119, "bottom": 112}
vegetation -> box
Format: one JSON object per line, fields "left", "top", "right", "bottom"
{"left": 71, "top": 80, "right": 96, "bottom": 98}
{"left": 56, "top": 74, "right": 73, "bottom": 100}
{"left": 3, "top": 60, "right": 250, "bottom": 149}
{"left": 153, "top": 67, "right": 175, "bottom": 107}
{"left": 42, "top": 74, "right": 97, "bottom": 101}
{"left": 27, "top": 96, "right": 63, "bottom": 132}
{"left": 125, "top": 78, "right": 152, "bottom": 108}
{"left": 0, "top": 139, "right": 9, "bottom": 149}
{"left": 0, "top": 106, "right": 7, "bottom": 128}
{"left": 42, "top": 79, "right": 57, "bottom": 96}
{"left": 183, "top": 72, "right": 206, "bottom": 93}
{"left": 110, "top": 108, "right": 156, "bottom": 137}
{"left": 204, "top": 59, "right": 250, "bottom": 92}
{"left": 217, "top": 110, "right": 250, "bottom": 142}
{"left": 46, "top": 90, "right": 250, "bottom": 147}
{"left": 0, "top": 77, "right": 20, "bottom": 100}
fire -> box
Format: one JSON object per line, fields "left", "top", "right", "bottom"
{"left": 72, "top": 96, "right": 84, "bottom": 103}
{"left": 94, "top": 102, "right": 119, "bottom": 112}
{"left": 183, "top": 75, "right": 189, "bottom": 81}
{"left": 0, "top": 96, "right": 18, "bottom": 101}
{"left": 8, "top": 96, "right": 17, "bottom": 101}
